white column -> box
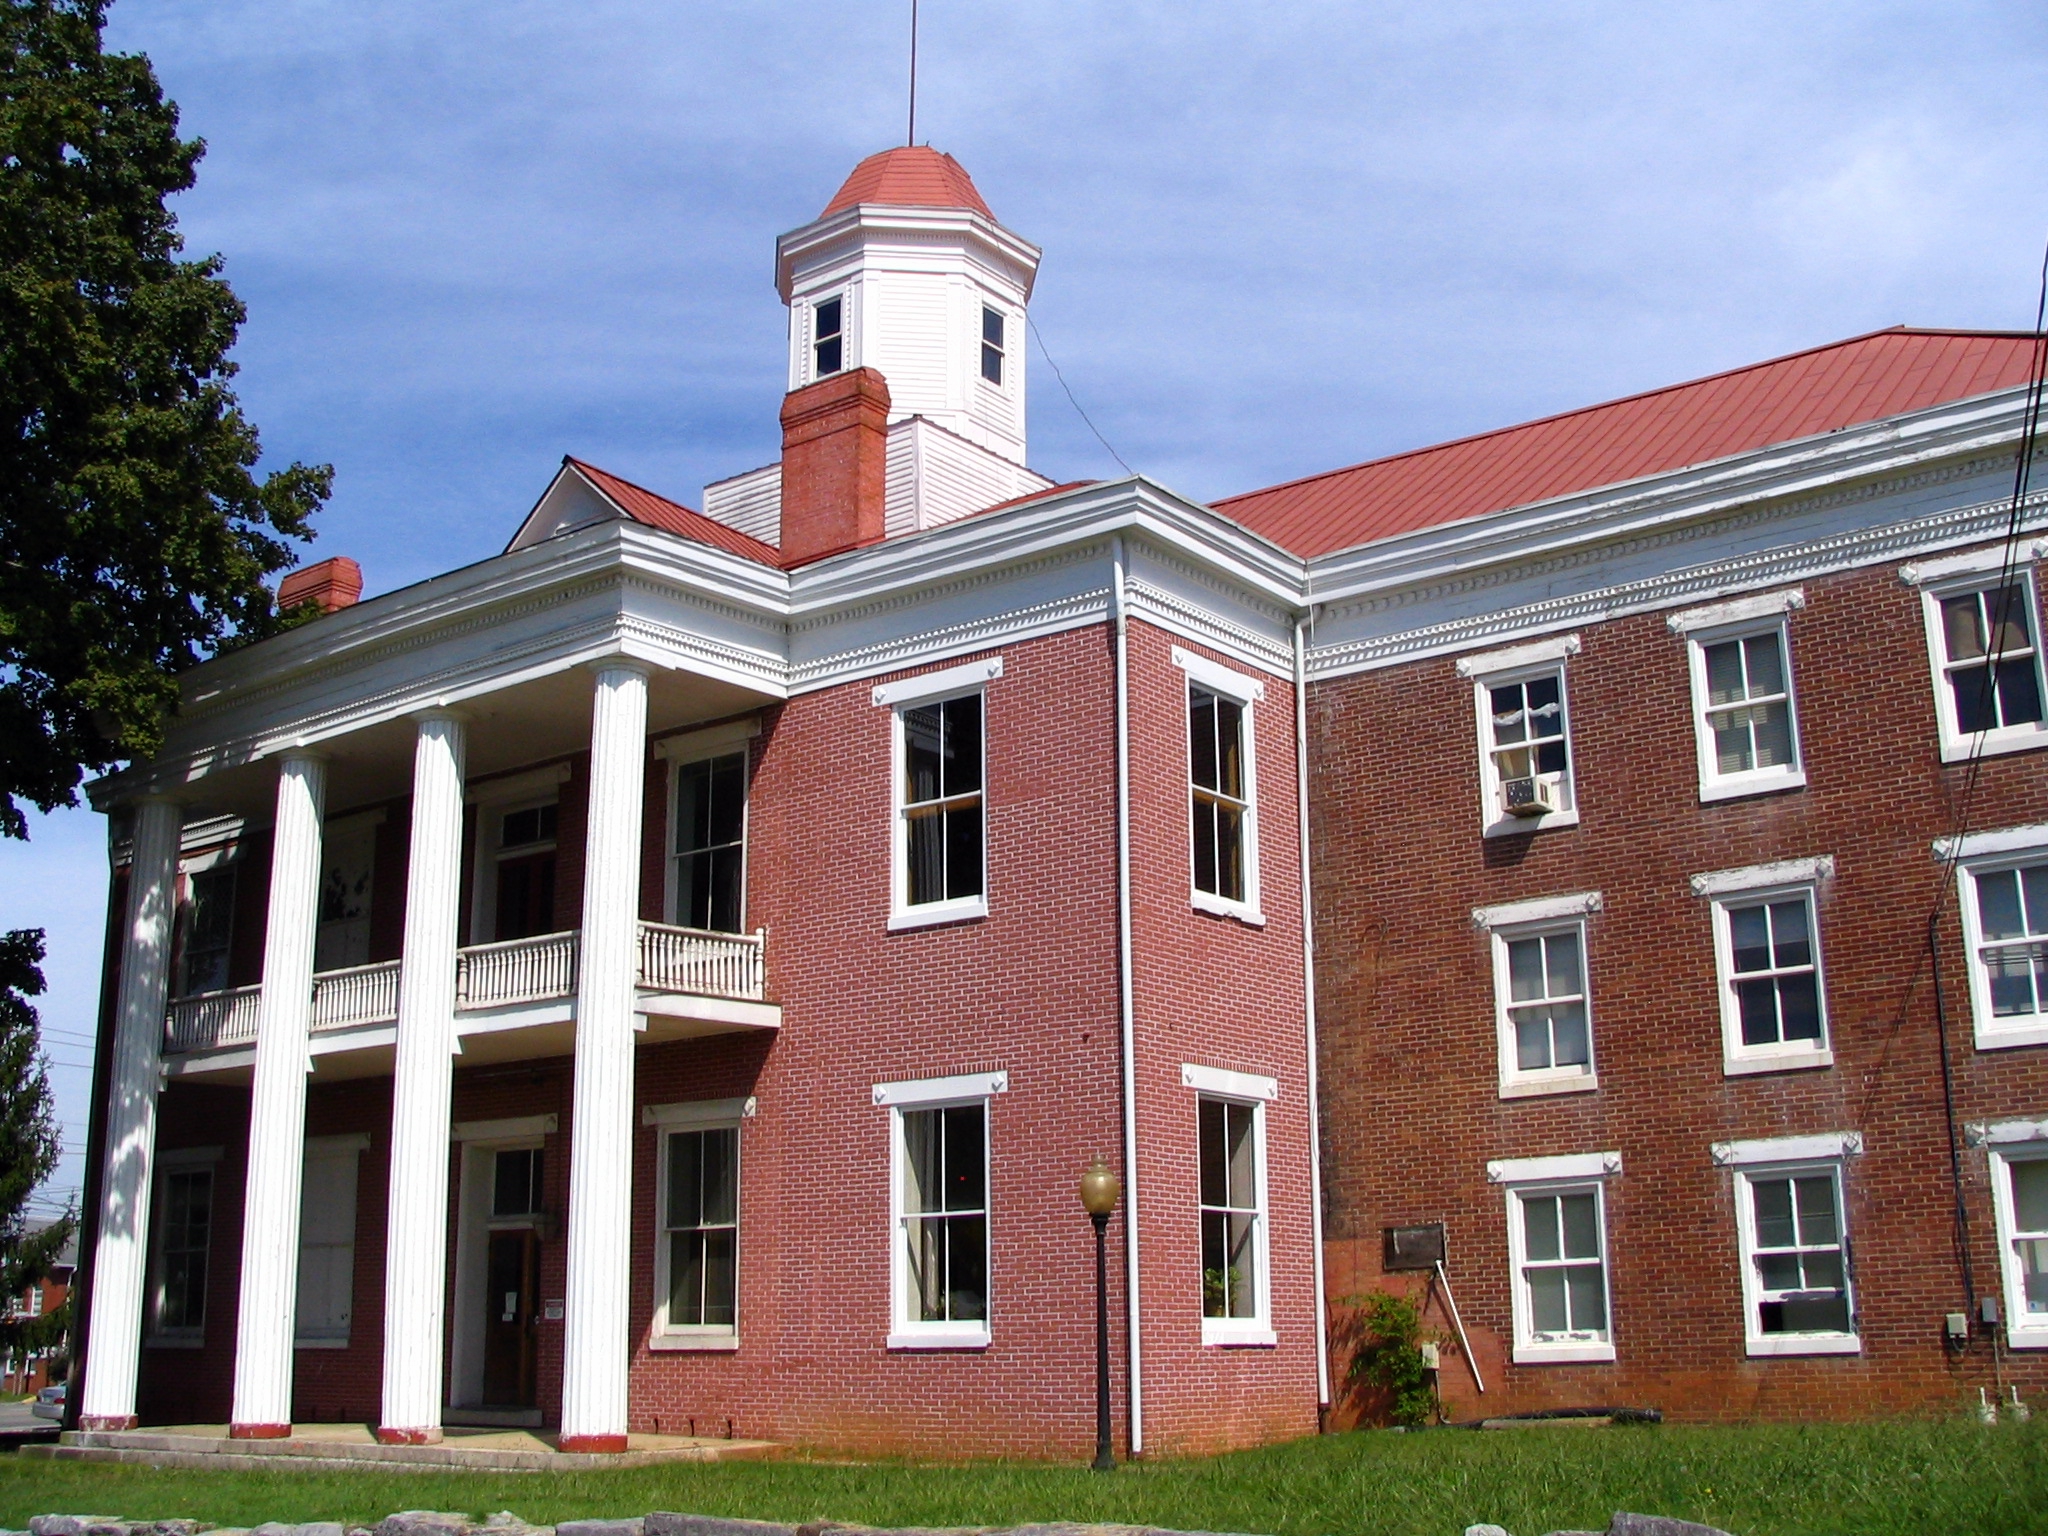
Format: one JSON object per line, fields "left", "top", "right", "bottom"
{"left": 378, "top": 711, "right": 466, "bottom": 1444}
{"left": 80, "top": 795, "right": 183, "bottom": 1431}
{"left": 558, "top": 661, "right": 649, "bottom": 1453}
{"left": 229, "top": 752, "right": 325, "bottom": 1437}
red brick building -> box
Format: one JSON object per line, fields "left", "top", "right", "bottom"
{"left": 4, "top": 1225, "right": 74, "bottom": 1396}
{"left": 68, "top": 148, "right": 2048, "bottom": 1453}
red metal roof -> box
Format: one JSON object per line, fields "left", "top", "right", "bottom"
{"left": 822, "top": 146, "right": 993, "bottom": 220}
{"left": 1217, "top": 328, "right": 2048, "bottom": 558}
{"left": 567, "top": 459, "right": 782, "bottom": 568}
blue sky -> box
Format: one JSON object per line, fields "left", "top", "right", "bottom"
{"left": 10, "top": 0, "right": 2048, "bottom": 1217}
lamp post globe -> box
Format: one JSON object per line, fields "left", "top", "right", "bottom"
{"left": 1080, "top": 1156, "right": 1119, "bottom": 1470}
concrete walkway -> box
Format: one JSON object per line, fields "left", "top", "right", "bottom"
{"left": 19, "top": 1424, "right": 781, "bottom": 1473}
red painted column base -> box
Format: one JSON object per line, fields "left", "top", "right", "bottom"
{"left": 376, "top": 1426, "right": 443, "bottom": 1446}
{"left": 229, "top": 1422, "right": 293, "bottom": 1439}
{"left": 79, "top": 1414, "right": 138, "bottom": 1432}
{"left": 557, "top": 1433, "right": 629, "bottom": 1454}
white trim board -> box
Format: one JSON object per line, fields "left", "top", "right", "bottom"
{"left": 1666, "top": 588, "right": 1805, "bottom": 634}
{"left": 872, "top": 1070, "right": 1008, "bottom": 1107}
{"left": 1488, "top": 1151, "right": 1622, "bottom": 1184}
{"left": 1933, "top": 823, "right": 2048, "bottom": 863}
{"left": 1472, "top": 891, "right": 1603, "bottom": 930}
{"left": 871, "top": 656, "right": 1003, "bottom": 708}
{"left": 1712, "top": 1131, "right": 1862, "bottom": 1167}
{"left": 642, "top": 1096, "right": 757, "bottom": 1127}
{"left": 1180, "top": 1063, "right": 1279, "bottom": 1101}
{"left": 1690, "top": 856, "right": 1834, "bottom": 897}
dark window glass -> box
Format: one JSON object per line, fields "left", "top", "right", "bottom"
{"left": 180, "top": 868, "right": 236, "bottom": 996}
{"left": 1199, "top": 1097, "right": 1259, "bottom": 1319}
{"left": 666, "top": 1127, "right": 738, "bottom": 1328}
{"left": 500, "top": 804, "right": 558, "bottom": 849}
{"left": 156, "top": 1168, "right": 213, "bottom": 1333}
{"left": 980, "top": 305, "right": 1004, "bottom": 384}
{"left": 901, "top": 1105, "right": 987, "bottom": 1324}
{"left": 675, "top": 752, "right": 747, "bottom": 932}
{"left": 492, "top": 1148, "right": 543, "bottom": 1217}
{"left": 902, "top": 694, "right": 984, "bottom": 907}
{"left": 1189, "top": 686, "right": 1247, "bottom": 901}
{"left": 814, "top": 297, "right": 843, "bottom": 377}
{"left": 1750, "top": 1172, "right": 1852, "bottom": 1335}
{"left": 1942, "top": 584, "right": 2045, "bottom": 734}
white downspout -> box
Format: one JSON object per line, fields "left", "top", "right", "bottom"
{"left": 1112, "top": 535, "right": 1144, "bottom": 1456}
{"left": 1295, "top": 615, "right": 1331, "bottom": 1415}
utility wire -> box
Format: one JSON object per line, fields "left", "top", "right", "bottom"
{"left": 1028, "top": 314, "right": 1134, "bottom": 477}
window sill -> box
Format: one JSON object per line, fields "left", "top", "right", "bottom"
{"left": 1484, "top": 809, "right": 1580, "bottom": 840}
{"left": 1191, "top": 890, "right": 1265, "bottom": 926}
{"left": 1499, "top": 1073, "right": 1598, "bottom": 1100}
{"left": 145, "top": 1336, "right": 205, "bottom": 1350}
{"left": 1201, "top": 1323, "right": 1277, "bottom": 1348}
{"left": 293, "top": 1337, "right": 350, "bottom": 1351}
{"left": 648, "top": 1334, "right": 740, "bottom": 1353}
{"left": 887, "top": 1329, "right": 990, "bottom": 1351}
{"left": 1976, "top": 1022, "right": 2048, "bottom": 1052}
{"left": 1512, "top": 1341, "right": 1615, "bottom": 1364}
{"left": 1744, "top": 1333, "right": 1860, "bottom": 1357}
{"left": 1699, "top": 771, "right": 1806, "bottom": 804}
{"left": 1723, "top": 1048, "right": 1833, "bottom": 1077}
{"left": 2005, "top": 1324, "right": 2048, "bottom": 1351}
{"left": 1940, "top": 728, "right": 2048, "bottom": 765}
{"left": 888, "top": 899, "right": 988, "bottom": 932}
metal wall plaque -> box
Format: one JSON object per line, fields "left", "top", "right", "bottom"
{"left": 1382, "top": 1222, "right": 1446, "bottom": 1271}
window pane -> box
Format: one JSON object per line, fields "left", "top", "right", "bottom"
{"left": 1979, "top": 870, "right": 2026, "bottom": 939}
{"left": 1490, "top": 683, "right": 1529, "bottom": 746}
{"left": 1793, "top": 1175, "right": 1838, "bottom": 1245}
{"left": 815, "top": 297, "right": 841, "bottom": 337}
{"left": 1224, "top": 1102, "right": 1256, "bottom": 1209}
{"left": 667, "top": 1133, "right": 703, "bottom": 1229}
{"left": 1543, "top": 932, "right": 1582, "bottom": 996}
{"left": 1987, "top": 584, "right": 2035, "bottom": 653}
{"left": 1752, "top": 1178, "right": 1795, "bottom": 1247}
{"left": 1212, "top": 803, "right": 1244, "bottom": 901}
{"left": 906, "top": 807, "right": 945, "bottom": 907}
{"left": 1214, "top": 698, "right": 1244, "bottom": 799}
{"left": 702, "top": 1229, "right": 737, "bottom": 1325}
{"left": 1800, "top": 1250, "right": 1844, "bottom": 1293}
{"left": 1987, "top": 944, "right": 2047, "bottom": 1016}
{"left": 1560, "top": 1193, "right": 1600, "bottom": 1259}
{"left": 1943, "top": 592, "right": 1988, "bottom": 661}
{"left": 1705, "top": 640, "right": 1746, "bottom": 704}
{"left": 1522, "top": 1195, "right": 1561, "bottom": 1263}
{"left": 944, "top": 804, "right": 984, "bottom": 900}
{"left": 1768, "top": 900, "right": 1811, "bottom": 968}
{"left": 1952, "top": 665, "right": 2000, "bottom": 734}
{"left": 1525, "top": 674, "right": 1561, "bottom": 721}
{"left": 941, "top": 1104, "right": 985, "bottom": 1212}
{"left": 904, "top": 704, "right": 943, "bottom": 803}
{"left": 1712, "top": 708, "right": 1757, "bottom": 774}
{"left": 1730, "top": 905, "right": 1771, "bottom": 972}
{"left": 945, "top": 1215, "right": 986, "bottom": 1320}
{"left": 1515, "top": 1009, "right": 1554, "bottom": 1071}
{"left": 2022, "top": 1239, "right": 2048, "bottom": 1314}
{"left": 1551, "top": 1001, "right": 1590, "bottom": 1067}
{"left": 981, "top": 343, "right": 1002, "bottom": 384}
{"left": 1757, "top": 1251, "right": 1802, "bottom": 1292}
{"left": 941, "top": 696, "right": 983, "bottom": 796}
{"left": 1997, "top": 658, "right": 2045, "bottom": 728}
{"left": 1192, "top": 800, "right": 1219, "bottom": 896}
{"left": 700, "top": 1128, "right": 737, "bottom": 1226}
{"left": 2023, "top": 866, "right": 2048, "bottom": 933}
{"left": 1507, "top": 937, "right": 1546, "bottom": 1002}
{"left": 1751, "top": 702, "right": 1794, "bottom": 768}
{"left": 2013, "top": 1158, "right": 2048, "bottom": 1231}
{"left": 1199, "top": 1098, "right": 1226, "bottom": 1208}
{"left": 982, "top": 306, "right": 1004, "bottom": 347}
{"left": 1527, "top": 1268, "right": 1567, "bottom": 1333}
{"left": 902, "top": 1110, "right": 940, "bottom": 1215}
{"left": 1736, "top": 978, "right": 1782, "bottom": 1046}
{"left": 1190, "top": 690, "right": 1219, "bottom": 789}
{"left": 1745, "top": 632, "right": 1785, "bottom": 696}
{"left": 1566, "top": 1263, "right": 1607, "bottom": 1331}
{"left": 493, "top": 1149, "right": 540, "bottom": 1218}
{"left": 1776, "top": 975, "right": 1822, "bottom": 1042}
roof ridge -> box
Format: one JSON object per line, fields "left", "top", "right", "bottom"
{"left": 1215, "top": 325, "right": 2021, "bottom": 509}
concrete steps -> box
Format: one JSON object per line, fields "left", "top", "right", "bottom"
{"left": 18, "top": 1428, "right": 781, "bottom": 1473}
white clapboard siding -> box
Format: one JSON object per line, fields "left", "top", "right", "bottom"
{"left": 885, "top": 417, "right": 1055, "bottom": 535}
{"left": 869, "top": 271, "right": 955, "bottom": 422}
{"left": 702, "top": 463, "right": 782, "bottom": 546}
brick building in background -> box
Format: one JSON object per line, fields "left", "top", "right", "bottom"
{"left": 4, "top": 1224, "right": 75, "bottom": 1396}
{"left": 65, "top": 145, "right": 2048, "bottom": 1455}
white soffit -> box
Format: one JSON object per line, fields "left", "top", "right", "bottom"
{"left": 1712, "top": 1131, "right": 1862, "bottom": 1167}
{"left": 1472, "top": 891, "right": 1603, "bottom": 931}
{"left": 1665, "top": 588, "right": 1805, "bottom": 634}
{"left": 873, "top": 1070, "right": 1008, "bottom": 1107}
{"left": 871, "top": 656, "right": 1003, "bottom": 708}
{"left": 1455, "top": 632, "right": 1581, "bottom": 678}
{"left": 1180, "top": 1063, "right": 1279, "bottom": 1101}
{"left": 1487, "top": 1150, "right": 1621, "bottom": 1184}
{"left": 1689, "top": 856, "right": 1835, "bottom": 898}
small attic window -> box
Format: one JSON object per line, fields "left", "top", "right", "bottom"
{"left": 980, "top": 306, "right": 1004, "bottom": 385}
{"left": 813, "top": 297, "right": 844, "bottom": 378}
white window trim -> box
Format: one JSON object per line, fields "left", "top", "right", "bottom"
{"left": 1665, "top": 587, "right": 1806, "bottom": 634}
{"left": 1989, "top": 1141, "right": 2048, "bottom": 1349}
{"left": 1954, "top": 846, "right": 2048, "bottom": 1051}
{"left": 1499, "top": 1166, "right": 1618, "bottom": 1364}
{"left": 1681, "top": 615, "right": 1807, "bottom": 802}
{"left": 1469, "top": 659, "right": 1580, "bottom": 838}
{"left": 807, "top": 289, "right": 851, "bottom": 384}
{"left": 1934, "top": 822, "right": 2048, "bottom": 863}
{"left": 977, "top": 301, "right": 1013, "bottom": 397}
{"left": 1915, "top": 565, "right": 2048, "bottom": 763}
{"left": 1488, "top": 916, "right": 1598, "bottom": 1099}
{"left": 467, "top": 780, "right": 565, "bottom": 947}
{"left": 879, "top": 667, "right": 995, "bottom": 931}
{"left": 1191, "top": 1078, "right": 1276, "bottom": 1348}
{"left": 1728, "top": 1156, "right": 1861, "bottom": 1357}
{"left": 1176, "top": 648, "right": 1265, "bottom": 924}
{"left": 1455, "top": 633, "right": 1581, "bottom": 677}
{"left": 1689, "top": 856, "right": 1835, "bottom": 898}
{"left": 649, "top": 1107, "right": 744, "bottom": 1351}
{"left": 1472, "top": 891, "right": 1603, "bottom": 930}
{"left": 1899, "top": 541, "right": 2048, "bottom": 586}
{"left": 1712, "top": 1130, "right": 1863, "bottom": 1166}
{"left": 664, "top": 738, "right": 751, "bottom": 932}
{"left": 884, "top": 1083, "right": 996, "bottom": 1351}
{"left": 146, "top": 1147, "right": 222, "bottom": 1349}
{"left": 1967, "top": 1117, "right": 2048, "bottom": 1147}
{"left": 1705, "top": 880, "right": 1834, "bottom": 1076}
{"left": 294, "top": 1133, "right": 369, "bottom": 1350}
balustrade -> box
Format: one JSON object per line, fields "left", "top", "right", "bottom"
{"left": 164, "top": 985, "right": 262, "bottom": 1053}
{"left": 456, "top": 929, "right": 581, "bottom": 1010}
{"left": 636, "top": 921, "right": 766, "bottom": 1000}
{"left": 309, "top": 959, "right": 403, "bottom": 1030}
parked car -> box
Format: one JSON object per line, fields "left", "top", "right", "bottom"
{"left": 30, "top": 1381, "right": 63, "bottom": 1420}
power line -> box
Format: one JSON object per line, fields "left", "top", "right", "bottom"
{"left": 1028, "top": 314, "right": 1134, "bottom": 478}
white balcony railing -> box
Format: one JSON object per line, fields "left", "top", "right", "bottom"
{"left": 310, "top": 959, "right": 402, "bottom": 1031}
{"left": 165, "top": 984, "right": 262, "bottom": 1053}
{"left": 456, "top": 929, "right": 580, "bottom": 1011}
{"left": 636, "top": 921, "right": 766, "bottom": 1001}
{"left": 165, "top": 922, "right": 767, "bottom": 1054}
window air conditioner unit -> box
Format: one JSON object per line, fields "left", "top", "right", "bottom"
{"left": 1503, "top": 776, "right": 1560, "bottom": 817}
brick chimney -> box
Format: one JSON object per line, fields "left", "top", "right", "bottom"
{"left": 278, "top": 556, "right": 364, "bottom": 615}
{"left": 777, "top": 367, "right": 891, "bottom": 564}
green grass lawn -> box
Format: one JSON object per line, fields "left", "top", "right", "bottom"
{"left": 3, "top": 1422, "right": 2046, "bottom": 1536}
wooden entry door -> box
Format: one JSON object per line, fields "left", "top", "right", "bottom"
{"left": 481, "top": 1228, "right": 539, "bottom": 1407}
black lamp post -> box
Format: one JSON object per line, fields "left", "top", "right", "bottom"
{"left": 1079, "top": 1155, "right": 1121, "bottom": 1472}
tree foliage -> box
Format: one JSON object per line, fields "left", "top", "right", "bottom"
{"left": 0, "top": 0, "right": 329, "bottom": 837}
{"left": 0, "top": 928, "right": 72, "bottom": 1364}
{"left": 1342, "top": 1288, "right": 1439, "bottom": 1428}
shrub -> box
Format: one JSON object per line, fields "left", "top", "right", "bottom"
{"left": 1344, "top": 1288, "right": 1437, "bottom": 1428}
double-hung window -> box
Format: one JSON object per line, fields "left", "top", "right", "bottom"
{"left": 644, "top": 1097, "right": 749, "bottom": 1348}
{"left": 1693, "top": 859, "right": 1834, "bottom": 1074}
{"left": 1670, "top": 592, "right": 1806, "bottom": 800}
{"left": 1460, "top": 635, "right": 1580, "bottom": 834}
{"left": 1981, "top": 1124, "right": 2048, "bottom": 1349}
{"left": 1177, "top": 648, "right": 1264, "bottom": 921}
{"left": 1489, "top": 1152, "right": 1620, "bottom": 1363}
{"left": 876, "top": 1071, "right": 1004, "bottom": 1349}
{"left": 1953, "top": 831, "right": 2048, "bottom": 1050}
{"left": 1186, "top": 1063, "right": 1276, "bottom": 1346}
{"left": 1715, "top": 1132, "right": 1861, "bottom": 1356}
{"left": 812, "top": 295, "right": 845, "bottom": 379}
{"left": 1474, "top": 893, "right": 1601, "bottom": 1097}
{"left": 178, "top": 865, "right": 236, "bottom": 997}
{"left": 149, "top": 1152, "right": 219, "bottom": 1345}
{"left": 980, "top": 305, "right": 1005, "bottom": 385}
{"left": 672, "top": 750, "right": 748, "bottom": 933}
{"left": 877, "top": 660, "right": 998, "bottom": 928}
{"left": 1907, "top": 552, "right": 2048, "bottom": 761}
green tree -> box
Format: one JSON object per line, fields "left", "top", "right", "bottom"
{"left": 0, "top": 0, "right": 330, "bottom": 838}
{"left": 1343, "top": 1288, "right": 1439, "bottom": 1428}
{"left": 0, "top": 930, "right": 73, "bottom": 1371}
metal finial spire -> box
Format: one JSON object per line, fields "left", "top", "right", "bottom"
{"left": 907, "top": 0, "right": 919, "bottom": 146}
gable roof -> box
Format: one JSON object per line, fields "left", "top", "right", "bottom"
{"left": 561, "top": 458, "right": 782, "bottom": 566}
{"left": 822, "top": 146, "right": 994, "bottom": 221}
{"left": 1217, "top": 328, "right": 2048, "bottom": 558}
